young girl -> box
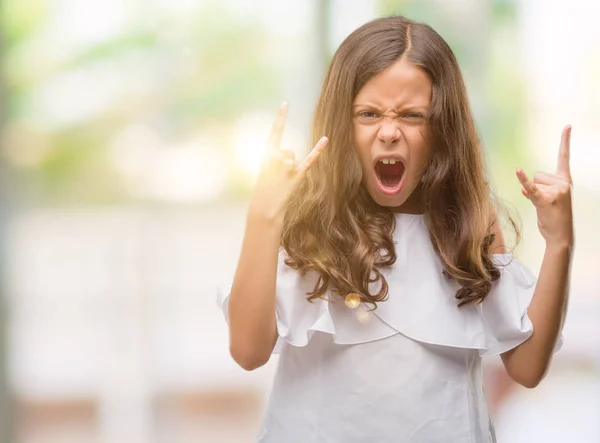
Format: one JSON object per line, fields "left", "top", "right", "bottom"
{"left": 217, "top": 16, "right": 572, "bottom": 443}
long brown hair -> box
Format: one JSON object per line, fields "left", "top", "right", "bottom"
{"left": 282, "top": 16, "right": 519, "bottom": 308}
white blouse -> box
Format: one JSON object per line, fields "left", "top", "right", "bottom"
{"left": 217, "top": 213, "right": 563, "bottom": 443}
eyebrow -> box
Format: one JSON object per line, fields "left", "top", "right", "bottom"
{"left": 352, "top": 103, "right": 430, "bottom": 112}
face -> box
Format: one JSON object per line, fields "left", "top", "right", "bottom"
{"left": 352, "top": 57, "right": 432, "bottom": 213}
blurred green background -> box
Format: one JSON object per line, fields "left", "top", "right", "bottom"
{"left": 0, "top": 0, "right": 598, "bottom": 442}
{"left": 1, "top": 0, "right": 534, "bottom": 205}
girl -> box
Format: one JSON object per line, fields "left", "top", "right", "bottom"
{"left": 217, "top": 16, "right": 572, "bottom": 443}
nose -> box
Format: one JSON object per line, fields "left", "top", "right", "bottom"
{"left": 377, "top": 121, "right": 401, "bottom": 146}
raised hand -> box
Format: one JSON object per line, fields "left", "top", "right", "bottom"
{"left": 516, "top": 125, "right": 574, "bottom": 249}
{"left": 248, "top": 102, "right": 328, "bottom": 224}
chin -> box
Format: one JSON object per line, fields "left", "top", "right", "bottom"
{"left": 366, "top": 185, "right": 409, "bottom": 208}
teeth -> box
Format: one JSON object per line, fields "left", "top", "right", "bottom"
{"left": 379, "top": 158, "right": 397, "bottom": 165}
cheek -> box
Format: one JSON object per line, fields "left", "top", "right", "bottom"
{"left": 408, "top": 130, "right": 430, "bottom": 160}
{"left": 407, "top": 136, "right": 431, "bottom": 179}
{"left": 353, "top": 126, "right": 374, "bottom": 164}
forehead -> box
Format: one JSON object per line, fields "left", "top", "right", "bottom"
{"left": 354, "top": 57, "right": 432, "bottom": 107}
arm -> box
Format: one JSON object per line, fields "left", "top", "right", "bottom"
{"left": 500, "top": 243, "right": 571, "bottom": 388}
{"left": 228, "top": 213, "right": 281, "bottom": 371}
{"left": 498, "top": 125, "right": 574, "bottom": 388}
{"left": 226, "top": 103, "right": 329, "bottom": 371}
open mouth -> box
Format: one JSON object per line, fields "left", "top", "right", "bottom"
{"left": 374, "top": 158, "right": 405, "bottom": 195}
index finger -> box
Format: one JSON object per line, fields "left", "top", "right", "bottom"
{"left": 556, "top": 125, "right": 572, "bottom": 182}
{"left": 267, "top": 102, "right": 289, "bottom": 152}
{"left": 296, "top": 136, "right": 328, "bottom": 175}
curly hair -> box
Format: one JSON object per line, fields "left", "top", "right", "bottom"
{"left": 281, "top": 16, "right": 519, "bottom": 308}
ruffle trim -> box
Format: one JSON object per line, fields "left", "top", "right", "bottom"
{"left": 217, "top": 216, "right": 563, "bottom": 356}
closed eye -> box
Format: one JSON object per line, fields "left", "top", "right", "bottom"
{"left": 404, "top": 112, "right": 425, "bottom": 119}
{"left": 353, "top": 110, "right": 426, "bottom": 123}
{"left": 357, "top": 111, "right": 380, "bottom": 119}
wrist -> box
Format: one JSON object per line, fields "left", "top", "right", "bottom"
{"left": 544, "top": 239, "right": 574, "bottom": 256}
{"left": 247, "top": 206, "right": 285, "bottom": 231}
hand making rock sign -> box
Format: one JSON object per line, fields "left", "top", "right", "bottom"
{"left": 249, "top": 102, "right": 329, "bottom": 224}
{"left": 516, "top": 125, "right": 574, "bottom": 250}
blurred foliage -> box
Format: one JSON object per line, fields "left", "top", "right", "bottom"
{"left": 0, "top": 0, "right": 48, "bottom": 47}
{"left": 1, "top": 1, "right": 279, "bottom": 204}
{"left": 1, "top": 0, "right": 532, "bottom": 207}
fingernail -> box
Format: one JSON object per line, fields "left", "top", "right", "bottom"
{"left": 281, "top": 101, "right": 289, "bottom": 109}
{"left": 320, "top": 136, "right": 328, "bottom": 143}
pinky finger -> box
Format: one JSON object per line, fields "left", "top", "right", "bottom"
{"left": 282, "top": 158, "right": 296, "bottom": 173}
{"left": 516, "top": 168, "right": 539, "bottom": 197}
{"left": 296, "top": 136, "right": 329, "bottom": 173}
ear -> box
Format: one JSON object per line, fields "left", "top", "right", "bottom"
{"left": 488, "top": 204, "right": 507, "bottom": 254}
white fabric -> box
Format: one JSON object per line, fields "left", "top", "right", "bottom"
{"left": 216, "top": 213, "right": 563, "bottom": 443}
